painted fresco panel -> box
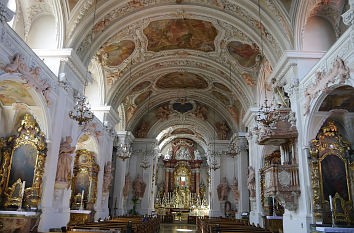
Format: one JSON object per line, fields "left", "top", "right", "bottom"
{"left": 144, "top": 19, "right": 217, "bottom": 52}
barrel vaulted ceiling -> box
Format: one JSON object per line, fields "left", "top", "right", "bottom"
{"left": 16, "top": 0, "right": 310, "bottom": 142}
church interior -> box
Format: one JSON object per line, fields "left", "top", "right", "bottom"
{"left": 0, "top": 0, "right": 353, "bottom": 232}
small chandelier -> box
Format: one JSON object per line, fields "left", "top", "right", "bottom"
{"left": 227, "top": 139, "right": 241, "bottom": 158}
{"left": 255, "top": 99, "right": 280, "bottom": 129}
{"left": 116, "top": 143, "right": 132, "bottom": 161}
{"left": 69, "top": 95, "right": 94, "bottom": 125}
{"left": 209, "top": 154, "right": 220, "bottom": 171}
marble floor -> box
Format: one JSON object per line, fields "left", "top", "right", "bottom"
{"left": 159, "top": 223, "right": 197, "bottom": 233}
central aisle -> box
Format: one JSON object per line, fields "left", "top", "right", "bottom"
{"left": 159, "top": 223, "right": 197, "bottom": 233}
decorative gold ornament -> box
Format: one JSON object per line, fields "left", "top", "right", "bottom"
{"left": 309, "top": 121, "right": 352, "bottom": 224}
{"left": 70, "top": 149, "right": 99, "bottom": 210}
{"left": 0, "top": 114, "right": 47, "bottom": 209}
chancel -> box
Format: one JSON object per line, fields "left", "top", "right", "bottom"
{"left": 0, "top": 0, "right": 353, "bottom": 233}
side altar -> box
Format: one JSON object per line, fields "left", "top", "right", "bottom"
{"left": 0, "top": 114, "right": 47, "bottom": 232}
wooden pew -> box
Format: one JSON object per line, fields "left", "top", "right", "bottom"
{"left": 67, "top": 216, "right": 160, "bottom": 233}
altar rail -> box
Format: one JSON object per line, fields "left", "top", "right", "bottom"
{"left": 67, "top": 216, "right": 160, "bottom": 233}
{"left": 197, "top": 217, "right": 272, "bottom": 233}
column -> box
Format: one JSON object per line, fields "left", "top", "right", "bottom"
{"left": 164, "top": 168, "right": 170, "bottom": 195}
{"left": 209, "top": 157, "right": 221, "bottom": 217}
{"left": 237, "top": 142, "right": 249, "bottom": 218}
{"left": 113, "top": 131, "right": 134, "bottom": 216}
{"left": 195, "top": 169, "right": 200, "bottom": 196}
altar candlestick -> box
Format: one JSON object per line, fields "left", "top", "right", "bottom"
{"left": 81, "top": 190, "right": 85, "bottom": 201}
{"left": 21, "top": 181, "right": 26, "bottom": 198}
{"left": 329, "top": 195, "right": 333, "bottom": 212}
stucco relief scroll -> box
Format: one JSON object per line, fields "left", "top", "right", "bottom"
{"left": 303, "top": 58, "right": 350, "bottom": 115}
{"left": 0, "top": 53, "right": 52, "bottom": 105}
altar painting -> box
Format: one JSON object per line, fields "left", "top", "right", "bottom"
{"left": 74, "top": 172, "right": 90, "bottom": 200}
{"left": 320, "top": 154, "right": 349, "bottom": 201}
{"left": 9, "top": 144, "right": 37, "bottom": 188}
{"left": 143, "top": 19, "right": 217, "bottom": 52}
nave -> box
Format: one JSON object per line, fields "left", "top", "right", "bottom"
{"left": 159, "top": 223, "right": 196, "bottom": 233}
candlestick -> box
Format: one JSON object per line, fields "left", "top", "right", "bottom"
{"left": 272, "top": 197, "right": 276, "bottom": 216}
{"left": 79, "top": 190, "right": 85, "bottom": 210}
{"left": 17, "top": 181, "right": 25, "bottom": 211}
{"left": 329, "top": 195, "right": 333, "bottom": 211}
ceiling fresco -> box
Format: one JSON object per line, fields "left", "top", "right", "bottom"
{"left": 98, "top": 40, "right": 135, "bottom": 67}
{"left": 156, "top": 72, "right": 208, "bottom": 89}
{"left": 132, "top": 81, "right": 151, "bottom": 93}
{"left": 319, "top": 86, "right": 354, "bottom": 112}
{"left": 0, "top": 80, "right": 36, "bottom": 106}
{"left": 143, "top": 19, "right": 218, "bottom": 52}
{"left": 213, "top": 82, "right": 231, "bottom": 92}
{"left": 135, "top": 90, "right": 152, "bottom": 106}
{"left": 68, "top": 0, "right": 79, "bottom": 11}
{"left": 212, "top": 91, "right": 230, "bottom": 105}
{"left": 171, "top": 128, "right": 195, "bottom": 135}
{"left": 227, "top": 41, "right": 260, "bottom": 68}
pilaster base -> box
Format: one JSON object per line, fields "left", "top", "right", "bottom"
{"left": 250, "top": 211, "right": 263, "bottom": 227}
{"left": 283, "top": 212, "right": 313, "bottom": 233}
{"left": 38, "top": 208, "right": 70, "bottom": 232}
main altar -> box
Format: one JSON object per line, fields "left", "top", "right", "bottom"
{"left": 154, "top": 139, "right": 209, "bottom": 221}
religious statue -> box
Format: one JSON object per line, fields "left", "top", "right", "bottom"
{"left": 103, "top": 162, "right": 113, "bottom": 194}
{"left": 231, "top": 177, "right": 239, "bottom": 202}
{"left": 217, "top": 177, "right": 230, "bottom": 202}
{"left": 122, "top": 173, "right": 131, "bottom": 199}
{"left": 55, "top": 136, "right": 75, "bottom": 187}
{"left": 194, "top": 149, "right": 202, "bottom": 160}
{"left": 176, "top": 147, "right": 191, "bottom": 160}
{"left": 155, "top": 105, "right": 170, "bottom": 121}
{"left": 164, "top": 148, "right": 172, "bottom": 160}
{"left": 133, "top": 174, "right": 146, "bottom": 199}
{"left": 247, "top": 166, "right": 256, "bottom": 198}
{"left": 216, "top": 121, "right": 229, "bottom": 140}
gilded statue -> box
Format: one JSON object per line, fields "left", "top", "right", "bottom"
{"left": 133, "top": 174, "right": 146, "bottom": 199}
{"left": 122, "top": 173, "right": 131, "bottom": 199}
{"left": 103, "top": 162, "right": 113, "bottom": 194}
{"left": 55, "top": 136, "right": 75, "bottom": 187}
{"left": 217, "top": 177, "right": 230, "bottom": 202}
{"left": 247, "top": 166, "right": 256, "bottom": 198}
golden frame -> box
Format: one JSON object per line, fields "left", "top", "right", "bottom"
{"left": 309, "top": 121, "right": 352, "bottom": 224}
{"left": 0, "top": 114, "right": 47, "bottom": 209}
{"left": 173, "top": 164, "right": 191, "bottom": 189}
{"left": 70, "top": 149, "right": 99, "bottom": 210}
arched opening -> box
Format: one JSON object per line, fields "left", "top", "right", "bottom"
{"left": 27, "top": 15, "right": 57, "bottom": 49}
{"left": 303, "top": 16, "right": 336, "bottom": 51}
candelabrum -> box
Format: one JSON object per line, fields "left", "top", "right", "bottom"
{"left": 255, "top": 99, "right": 281, "bottom": 129}
{"left": 69, "top": 95, "right": 94, "bottom": 125}
{"left": 209, "top": 153, "right": 220, "bottom": 171}
{"left": 116, "top": 143, "right": 132, "bottom": 161}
